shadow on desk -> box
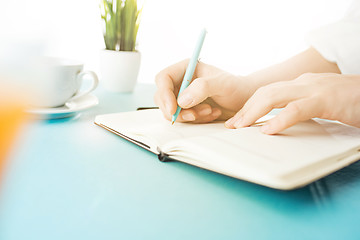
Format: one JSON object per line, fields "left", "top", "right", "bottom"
{"left": 164, "top": 158, "right": 360, "bottom": 212}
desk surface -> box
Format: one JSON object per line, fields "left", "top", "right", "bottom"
{"left": 1, "top": 84, "right": 360, "bottom": 240}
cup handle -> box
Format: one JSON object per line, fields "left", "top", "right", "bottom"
{"left": 69, "top": 71, "right": 99, "bottom": 101}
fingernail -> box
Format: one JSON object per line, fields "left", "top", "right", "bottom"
{"left": 182, "top": 113, "right": 195, "bottom": 121}
{"left": 211, "top": 108, "right": 221, "bottom": 117}
{"left": 233, "top": 117, "right": 244, "bottom": 128}
{"left": 261, "top": 124, "right": 272, "bottom": 134}
{"left": 178, "top": 94, "right": 193, "bottom": 107}
{"left": 225, "top": 117, "right": 235, "bottom": 127}
{"left": 199, "top": 107, "right": 212, "bottom": 116}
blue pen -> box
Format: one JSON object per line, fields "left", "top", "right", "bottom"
{"left": 172, "top": 28, "right": 207, "bottom": 124}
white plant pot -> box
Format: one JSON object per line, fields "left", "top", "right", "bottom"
{"left": 100, "top": 49, "right": 141, "bottom": 92}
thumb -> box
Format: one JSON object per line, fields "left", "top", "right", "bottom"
{"left": 177, "top": 77, "right": 217, "bottom": 109}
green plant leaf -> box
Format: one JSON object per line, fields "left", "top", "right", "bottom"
{"left": 100, "top": 0, "right": 142, "bottom": 51}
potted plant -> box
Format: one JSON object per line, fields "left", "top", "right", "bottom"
{"left": 100, "top": 0, "right": 142, "bottom": 92}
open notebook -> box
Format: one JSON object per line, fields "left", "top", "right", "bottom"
{"left": 94, "top": 109, "right": 360, "bottom": 190}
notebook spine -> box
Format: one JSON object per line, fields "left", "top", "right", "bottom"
{"left": 157, "top": 147, "right": 172, "bottom": 162}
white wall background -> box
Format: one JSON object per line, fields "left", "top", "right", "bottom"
{"left": 0, "top": 0, "right": 353, "bottom": 84}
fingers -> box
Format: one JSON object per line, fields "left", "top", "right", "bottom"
{"left": 154, "top": 89, "right": 177, "bottom": 121}
{"left": 224, "top": 80, "right": 322, "bottom": 134}
{"left": 177, "top": 76, "right": 221, "bottom": 109}
{"left": 176, "top": 103, "right": 222, "bottom": 123}
{"left": 155, "top": 62, "right": 225, "bottom": 123}
{"left": 154, "top": 60, "right": 238, "bottom": 124}
{"left": 154, "top": 60, "right": 190, "bottom": 118}
{"left": 225, "top": 82, "right": 304, "bottom": 129}
{"left": 225, "top": 97, "right": 320, "bottom": 135}
{"left": 261, "top": 98, "right": 320, "bottom": 134}
{"left": 155, "top": 59, "right": 190, "bottom": 90}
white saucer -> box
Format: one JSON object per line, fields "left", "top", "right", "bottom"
{"left": 26, "top": 94, "right": 99, "bottom": 119}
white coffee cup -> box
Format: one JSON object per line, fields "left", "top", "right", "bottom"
{"left": 30, "top": 57, "right": 99, "bottom": 108}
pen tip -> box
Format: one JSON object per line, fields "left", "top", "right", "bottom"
{"left": 171, "top": 121, "right": 175, "bottom": 125}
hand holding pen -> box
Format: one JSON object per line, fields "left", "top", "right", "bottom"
{"left": 154, "top": 30, "right": 251, "bottom": 124}
{"left": 171, "top": 28, "right": 207, "bottom": 124}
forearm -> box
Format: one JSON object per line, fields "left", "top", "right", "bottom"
{"left": 246, "top": 47, "right": 341, "bottom": 89}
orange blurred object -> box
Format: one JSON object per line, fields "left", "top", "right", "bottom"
{"left": 0, "top": 100, "right": 27, "bottom": 181}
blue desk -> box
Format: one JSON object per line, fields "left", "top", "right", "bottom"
{"left": 1, "top": 84, "right": 360, "bottom": 240}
